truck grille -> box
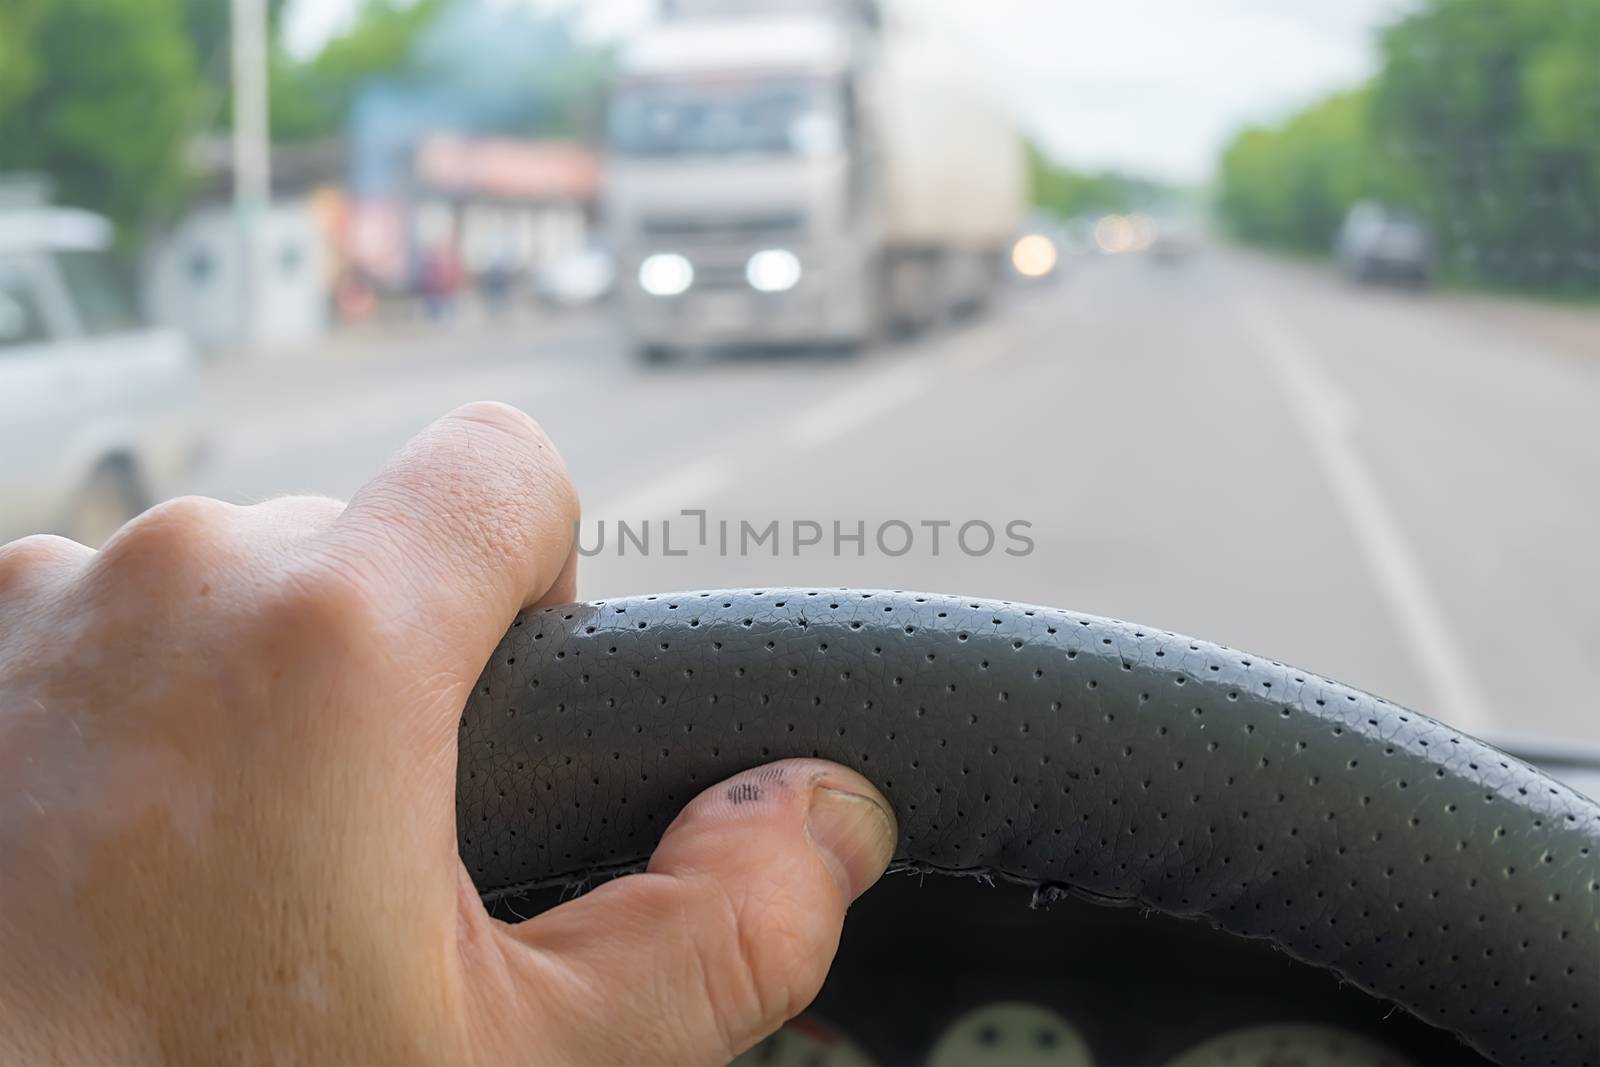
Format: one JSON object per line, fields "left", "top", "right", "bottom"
{"left": 690, "top": 262, "right": 753, "bottom": 289}
{"left": 640, "top": 212, "right": 805, "bottom": 242}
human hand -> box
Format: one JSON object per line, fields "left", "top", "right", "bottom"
{"left": 0, "top": 403, "right": 896, "bottom": 1065}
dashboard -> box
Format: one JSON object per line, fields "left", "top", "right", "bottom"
{"left": 493, "top": 738, "right": 1597, "bottom": 1067}
{"left": 499, "top": 873, "right": 1489, "bottom": 1066}
{"left": 727, "top": 875, "right": 1489, "bottom": 1067}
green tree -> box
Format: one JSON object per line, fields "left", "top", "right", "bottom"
{"left": 181, "top": 0, "right": 292, "bottom": 133}
{"left": 1217, "top": 88, "right": 1413, "bottom": 253}
{"left": 1372, "top": 0, "right": 1600, "bottom": 290}
{"left": 0, "top": 0, "right": 199, "bottom": 233}
{"left": 1028, "top": 144, "right": 1167, "bottom": 218}
{"left": 1218, "top": 0, "right": 1600, "bottom": 294}
{"left": 268, "top": 0, "right": 612, "bottom": 144}
{"left": 269, "top": 0, "right": 450, "bottom": 141}
{"left": 0, "top": 1, "right": 46, "bottom": 117}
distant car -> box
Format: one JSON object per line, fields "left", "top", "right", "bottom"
{"left": 1336, "top": 200, "right": 1432, "bottom": 285}
{"left": 535, "top": 244, "right": 616, "bottom": 309}
{"left": 1148, "top": 216, "right": 1201, "bottom": 263}
{"left": 0, "top": 206, "right": 200, "bottom": 546}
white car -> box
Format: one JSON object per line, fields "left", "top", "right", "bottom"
{"left": 0, "top": 206, "right": 200, "bottom": 546}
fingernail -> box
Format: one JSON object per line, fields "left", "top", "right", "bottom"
{"left": 806, "top": 786, "right": 897, "bottom": 901}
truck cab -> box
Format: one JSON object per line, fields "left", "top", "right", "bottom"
{"left": 606, "top": 0, "right": 1024, "bottom": 361}
{"left": 608, "top": 12, "right": 876, "bottom": 360}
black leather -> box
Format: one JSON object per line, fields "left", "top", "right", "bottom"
{"left": 457, "top": 590, "right": 1600, "bottom": 1067}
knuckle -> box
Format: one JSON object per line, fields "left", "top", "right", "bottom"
{"left": 253, "top": 564, "right": 383, "bottom": 651}
{"left": 448, "top": 399, "right": 548, "bottom": 445}
{"left": 0, "top": 535, "right": 89, "bottom": 594}
{"left": 126, "top": 494, "right": 229, "bottom": 532}
{"left": 445, "top": 403, "right": 581, "bottom": 529}
{"left": 446, "top": 401, "right": 563, "bottom": 480}
{"left": 0, "top": 533, "right": 88, "bottom": 572}
{"left": 94, "top": 496, "right": 235, "bottom": 575}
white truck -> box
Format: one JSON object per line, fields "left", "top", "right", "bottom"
{"left": 605, "top": 0, "right": 1026, "bottom": 360}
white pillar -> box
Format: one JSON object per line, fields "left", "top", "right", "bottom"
{"left": 231, "top": 0, "right": 271, "bottom": 349}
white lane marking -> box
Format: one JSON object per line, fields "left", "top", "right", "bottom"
{"left": 782, "top": 361, "right": 932, "bottom": 451}
{"left": 590, "top": 455, "right": 731, "bottom": 521}
{"left": 591, "top": 300, "right": 1062, "bottom": 520}
{"left": 784, "top": 309, "right": 1034, "bottom": 455}
{"left": 1239, "top": 297, "right": 1493, "bottom": 733}
{"left": 1242, "top": 305, "right": 1359, "bottom": 434}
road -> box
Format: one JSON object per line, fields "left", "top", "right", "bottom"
{"left": 182, "top": 249, "right": 1600, "bottom": 745}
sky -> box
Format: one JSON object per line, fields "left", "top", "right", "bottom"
{"left": 283, "top": 0, "right": 1414, "bottom": 183}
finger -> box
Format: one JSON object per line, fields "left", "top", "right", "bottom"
{"left": 83, "top": 496, "right": 345, "bottom": 598}
{"left": 0, "top": 534, "right": 94, "bottom": 592}
{"left": 315, "top": 402, "right": 579, "bottom": 684}
{"left": 531, "top": 543, "right": 578, "bottom": 609}
{"left": 502, "top": 760, "right": 896, "bottom": 1066}
{"left": 0, "top": 535, "right": 94, "bottom": 629}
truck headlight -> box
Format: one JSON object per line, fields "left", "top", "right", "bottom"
{"left": 639, "top": 253, "right": 693, "bottom": 297}
{"left": 746, "top": 249, "right": 802, "bottom": 293}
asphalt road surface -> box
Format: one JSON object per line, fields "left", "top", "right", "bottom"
{"left": 183, "top": 249, "right": 1600, "bottom": 746}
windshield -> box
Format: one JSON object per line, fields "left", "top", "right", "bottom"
{"left": 609, "top": 78, "right": 846, "bottom": 158}
{"left": 1, "top": 0, "right": 1597, "bottom": 756}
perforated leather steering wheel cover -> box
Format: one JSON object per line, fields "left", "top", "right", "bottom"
{"left": 456, "top": 590, "right": 1600, "bottom": 1066}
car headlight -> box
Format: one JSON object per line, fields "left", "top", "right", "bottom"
{"left": 638, "top": 253, "right": 693, "bottom": 297}
{"left": 746, "top": 248, "right": 802, "bottom": 293}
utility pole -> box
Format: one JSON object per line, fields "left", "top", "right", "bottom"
{"left": 231, "top": 0, "right": 271, "bottom": 349}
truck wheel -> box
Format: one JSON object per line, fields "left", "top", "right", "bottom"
{"left": 882, "top": 253, "right": 938, "bottom": 339}
{"left": 64, "top": 459, "right": 147, "bottom": 548}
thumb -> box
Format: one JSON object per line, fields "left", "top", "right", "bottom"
{"left": 503, "top": 759, "right": 896, "bottom": 1066}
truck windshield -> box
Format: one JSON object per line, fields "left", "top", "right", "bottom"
{"left": 609, "top": 79, "right": 844, "bottom": 159}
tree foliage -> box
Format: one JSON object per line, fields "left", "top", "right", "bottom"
{"left": 181, "top": 0, "right": 292, "bottom": 132}
{"left": 270, "top": 0, "right": 450, "bottom": 142}
{"left": 1373, "top": 0, "right": 1600, "bottom": 289}
{"left": 0, "top": 0, "right": 610, "bottom": 235}
{"left": 1028, "top": 144, "right": 1168, "bottom": 218}
{"left": 1217, "top": 89, "right": 1413, "bottom": 253}
{"left": 0, "top": 0, "right": 198, "bottom": 233}
{"left": 1218, "top": 0, "right": 1600, "bottom": 292}
{"left": 0, "top": 1, "right": 47, "bottom": 118}
{"left": 269, "top": 0, "right": 611, "bottom": 143}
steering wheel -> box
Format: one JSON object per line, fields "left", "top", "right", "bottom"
{"left": 455, "top": 590, "right": 1599, "bottom": 1067}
